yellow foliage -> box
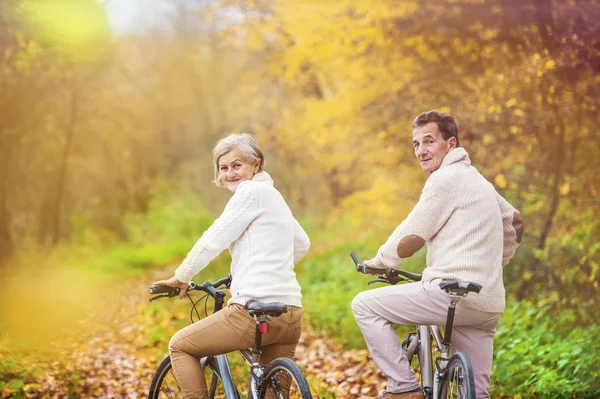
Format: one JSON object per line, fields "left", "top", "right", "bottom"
{"left": 20, "top": 0, "right": 111, "bottom": 61}
{"left": 495, "top": 174, "right": 507, "bottom": 189}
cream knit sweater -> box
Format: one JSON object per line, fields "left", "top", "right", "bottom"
{"left": 369, "top": 148, "right": 522, "bottom": 313}
{"left": 175, "top": 172, "right": 309, "bottom": 307}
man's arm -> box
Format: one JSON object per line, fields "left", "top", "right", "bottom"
{"left": 496, "top": 191, "right": 524, "bottom": 266}
{"left": 365, "top": 172, "right": 457, "bottom": 269}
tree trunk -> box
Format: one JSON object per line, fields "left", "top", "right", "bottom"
{"left": 0, "top": 126, "right": 13, "bottom": 264}
{"left": 51, "top": 90, "right": 78, "bottom": 245}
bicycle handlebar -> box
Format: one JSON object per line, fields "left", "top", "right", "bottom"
{"left": 351, "top": 251, "right": 422, "bottom": 285}
{"left": 148, "top": 275, "right": 232, "bottom": 299}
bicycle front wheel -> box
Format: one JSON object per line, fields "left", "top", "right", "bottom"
{"left": 258, "top": 357, "right": 312, "bottom": 399}
{"left": 438, "top": 352, "right": 475, "bottom": 399}
{"left": 148, "top": 355, "right": 225, "bottom": 399}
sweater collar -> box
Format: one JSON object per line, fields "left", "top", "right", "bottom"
{"left": 252, "top": 171, "right": 274, "bottom": 184}
{"left": 439, "top": 147, "right": 471, "bottom": 170}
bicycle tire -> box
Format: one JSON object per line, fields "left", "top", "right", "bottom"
{"left": 257, "top": 357, "right": 312, "bottom": 399}
{"left": 148, "top": 355, "right": 226, "bottom": 399}
{"left": 438, "top": 352, "right": 475, "bottom": 399}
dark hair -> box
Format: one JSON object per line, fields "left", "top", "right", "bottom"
{"left": 412, "top": 110, "right": 460, "bottom": 146}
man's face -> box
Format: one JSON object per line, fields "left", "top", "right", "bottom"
{"left": 412, "top": 122, "right": 456, "bottom": 173}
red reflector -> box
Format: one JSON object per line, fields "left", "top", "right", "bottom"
{"left": 259, "top": 322, "right": 270, "bottom": 334}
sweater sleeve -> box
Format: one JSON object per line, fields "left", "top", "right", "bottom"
{"left": 174, "top": 183, "right": 259, "bottom": 283}
{"left": 293, "top": 219, "right": 310, "bottom": 264}
{"left": 495, "top": 191, "right": 524, "bottom": 266}
{"left": 368, "top": 172, "right": 457, "bottom": 269}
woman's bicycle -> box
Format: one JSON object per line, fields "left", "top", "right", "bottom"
{"left": 147, "top": 275, "right": 313, "bottom": 399}
{"left": 351, "top": 252, "right": 481, "bottom": 399}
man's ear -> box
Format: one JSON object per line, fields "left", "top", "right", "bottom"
{"left": 448, "top": 137, "right": 457, "bottom": 149}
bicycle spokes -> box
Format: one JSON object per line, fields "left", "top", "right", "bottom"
{"left": 446, "top": 364, "right": 466, "bottom": 398}
{"left": 262, "top": 370, "right": 302, "bottom": 399}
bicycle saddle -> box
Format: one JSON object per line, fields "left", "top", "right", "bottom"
{"left": 247, "top": 302, "right": 288, "bottom": 317}
{"left": 439, "top": 280, "right": 482, "bottom": 295}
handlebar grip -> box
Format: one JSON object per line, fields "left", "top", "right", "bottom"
{"left": 149, "top": 285, "right": 180, "bottom": 295}
{"left": 350, "top": 252, "right": 361, "bottom": 267}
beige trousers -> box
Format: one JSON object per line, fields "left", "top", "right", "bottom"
{"left": 168, "top": 303, "right": 302, "bottom": 399}
{"left": 352, "top": 281, "right": 502, "bottom": 399}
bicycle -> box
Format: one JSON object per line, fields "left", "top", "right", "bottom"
{"left": 350, "top": 252, "right": 481, "bottom": 399}
{"left": 147, "top": 275, "right": 313, "bottom": 399}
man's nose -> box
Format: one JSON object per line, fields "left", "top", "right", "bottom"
{"left": 416, "top": 145, "right": 427, "bottom": 157}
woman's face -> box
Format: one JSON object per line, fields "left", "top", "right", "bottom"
{"left": 218, "top": 148, "right": 258, "bottom": 193}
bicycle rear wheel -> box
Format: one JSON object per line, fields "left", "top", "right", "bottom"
{"left": 148, "top": 355, "right": 225, "bottom": 399}
{"left": 438, "top": 352, "right": 475, "bottom": 399}
{"left": 258, "top": 357, "right": 312, "bottom": 399}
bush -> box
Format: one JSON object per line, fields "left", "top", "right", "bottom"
{"left": 492, "top": 298, "right": 600, "bottom": 398}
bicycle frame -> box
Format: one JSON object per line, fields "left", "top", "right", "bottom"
{"left": 350, "top": 252, "right": 480, "bottom": 399}
{"left": 405, "top": 325, "right": 448, "bottom": 399}
{"left": 196, "top": 286, "right": 273, "bottom": 399}
{"left": 149, "top": 276, "right": 310, "bottom": 399}
{"left": 405, "top": 293, "right": 470, "bottom": 398}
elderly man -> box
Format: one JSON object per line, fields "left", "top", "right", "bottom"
{"left": 352, "top": 110, "right": 523, "bottom": 399}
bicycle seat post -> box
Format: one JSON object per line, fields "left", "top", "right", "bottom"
{"left": 441, "top": 293, "right": 462, "bottom": 351}
{"left": 438, "top": 280, "right": 482, "bottom": 359}
{"left": 251, "top": 314, "right": 270, "bottom": 368}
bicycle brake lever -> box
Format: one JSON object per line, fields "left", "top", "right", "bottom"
{"left": 149, "top": 294, "right": 169, "bottom": 303}
{"left": 385, "top": 276, "right": 403, "bottom": 285}
{"left": 368, "top": 278, "right": 390, "bottom": 285}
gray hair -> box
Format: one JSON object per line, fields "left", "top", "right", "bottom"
{"left": 212, "top": 133, "right": 265, "bottom": 187}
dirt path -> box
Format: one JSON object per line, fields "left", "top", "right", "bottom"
{"left": 23, "top": 269, "right": 386, "bottom": 398}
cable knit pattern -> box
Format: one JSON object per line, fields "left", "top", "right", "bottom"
{"left": 369, "top": 148, "right": 522, "bottom": 313}
{"left": 175, "top": 172, "right": 309, "bottom": 307}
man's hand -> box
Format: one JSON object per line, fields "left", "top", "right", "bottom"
{"left": 153, "top": 276, "right": 189, "bottom": 299}
{"left": 363, "top": 258, "right": 391, "bottom": 275}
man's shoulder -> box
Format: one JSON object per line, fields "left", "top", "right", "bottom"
{"left": 427, "top": 162, "right": 464, "bottom": 185}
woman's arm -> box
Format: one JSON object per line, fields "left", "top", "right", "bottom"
{"left": 174, "top": 183, "right": 260, "bottom": 282}
{"left": 293, "top": 219, "right": 310, "bottom": 264}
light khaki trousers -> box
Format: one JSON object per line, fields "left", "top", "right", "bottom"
{"left": 169, "top": 303, "right": 302, "bottom": 399}
{"left": 352, "top": 281, "right": 502, "bottom": 399}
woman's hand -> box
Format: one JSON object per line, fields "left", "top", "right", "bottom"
{"left": 153, "top": 276, "right": 189, "bottom": 299}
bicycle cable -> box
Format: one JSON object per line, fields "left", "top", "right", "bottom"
{"left": 188, "top": 293, "right": 209, "bottom": 323}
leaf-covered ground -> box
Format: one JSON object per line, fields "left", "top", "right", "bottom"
{"left": 1, "top": 269, "right": 386, "bottom": 398}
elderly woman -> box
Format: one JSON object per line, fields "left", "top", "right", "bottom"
{"left": 154, "top": 133, "right": 310, "bottom": 398}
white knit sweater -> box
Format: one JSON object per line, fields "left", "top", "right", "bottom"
{"left": 175, "top": 172, "right": 309, "bottom": 307}
{"left": 369, "top": 148, "right": 522, "bottom": 313}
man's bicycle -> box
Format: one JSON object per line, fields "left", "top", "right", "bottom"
{"left": 351, "top": 252, "right": 481, "bottom": 399}
{"left": 147, "top": 275, "right": 313, "bottom": 399}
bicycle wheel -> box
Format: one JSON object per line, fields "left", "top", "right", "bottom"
{"left": 148, "top": 355, "right": 225, "bottom": 399}
{"left": 438, "top": 352, "right": 475, "bottom": 399}
{"left": 258, "top": 357, "right": 312, "bottom": 399}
